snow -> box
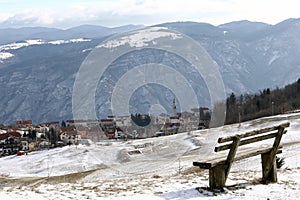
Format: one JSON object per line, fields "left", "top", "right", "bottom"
{"left": 26, "top": 39, "right": 45, "bottom": 45}
{"left": 0, "top": 38, "right": 91, "bottom": 62}
{"left": 0, "top": 52, "right": 14, "bottom": 62}
{"left": 97, "top": 27, "right": 183, "bottom": 48}
{"left": 0, "top": 39, "right": 91, "bottom": 51}
{"left": 0, "top": 40, "right": 46, "bottom": 52}
{"left": 0, "top": 112, "right": 299, "bottom": 199}
{"left": 82, "top": 48, "right": 93, "bottom": 53}
{"left": 268, "top": 50, "right": 281, "bottom": 65}
{"left": 69, "top": 38, "right": 91, "bottom": 43}
{"left": 0, "top": 41, "right": 33, "bottom": 51}
{"left": 49, "top": 38, "right": 91, "bottom": 45}
{"left": 48, "top": 40, "right": 66, "bottom": 45}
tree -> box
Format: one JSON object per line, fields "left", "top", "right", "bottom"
{"left": 228, "top": 92, "right": 236, "bottom": 106}
{"left": 47, "top": 127, "right": 58, "bottom": 146}
{"left": 28, "top": 129, "right": 36, "bottom": 140}
{"left": 222, "top": 78, "right": 300, "bottom": 124}
{"left": 225, "top": 92, "right": 239, "bottom": 124}
{"left": 61, "top": 120, "right": 66, "bottom": 128}
{"left": 51, "top": 127, "right": 58, "bottom": 145}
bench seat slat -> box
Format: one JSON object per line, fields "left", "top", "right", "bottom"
{"left": 193, "top": 146, "right": 282, "bottom": 169}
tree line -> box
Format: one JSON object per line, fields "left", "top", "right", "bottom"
{"left": 225, "top": 78, "right": 300, "bottom": 124}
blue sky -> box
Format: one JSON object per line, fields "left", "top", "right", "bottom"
{"left": 0, "top": 0, "right": 299, "bottom": 28}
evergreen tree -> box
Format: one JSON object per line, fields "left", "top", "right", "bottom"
{"left": 61, "top": 120, "right": 66, "bottom": 128}
{"left": 223, "top": 78, "right": 300, "bottom": 124}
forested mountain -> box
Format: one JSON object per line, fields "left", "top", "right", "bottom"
{"left": 225, "top": 78, "right": 300, "bottom": 124}
{"left": 0, "top": 19, "right": 300, "bottom": 124}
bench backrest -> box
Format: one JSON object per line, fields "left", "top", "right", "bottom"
{"left": 215, "top": 122, "right": 290, "bottom": 152}
{"left": 213, "top": 122, "right": 290, "bottom": 181}
{"left": 192, "top": 122, "right": 290, "bottom": 189}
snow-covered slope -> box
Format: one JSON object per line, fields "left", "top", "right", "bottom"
{"left": 0, "top": 113, "right": 299, "bottom": 199}
{"left": 0, "top": 38, "right": 91, "bottom": 62}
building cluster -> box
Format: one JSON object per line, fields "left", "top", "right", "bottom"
{"left": 0, "top": 120, "right": 80, "bottom": 157}
{"left": 0, "top": 106, "right": 211, "bottom": 157}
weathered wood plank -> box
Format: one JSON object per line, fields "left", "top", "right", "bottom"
{"left": 262, "top": 126, "right": 285, "bottom": 183}
{"left": 261, "top": 153, "right": 277, "bottom": 183}
{"left": 209, "top": 165, "right": 226, "bottom": 189}
{"left": 225, "top": 136, "right": 240, "bottom": 179}
{"left": 217, "top": 122, "right": 290, "bottom": 143}
{"left": 215, "top": 131, "right": 285, "bottom": 152}
{"left": 193, "top": 146, "right": 282, "bottom": 169}
{"left": 193, "top": 123, "right": 289, "bottom": 190}
{"left": 193, "top": 161, "right": 213, "bottom": 168}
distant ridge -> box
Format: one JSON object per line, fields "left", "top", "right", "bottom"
{"left": 0, "top": 18, "right": 300, "bottom": 124}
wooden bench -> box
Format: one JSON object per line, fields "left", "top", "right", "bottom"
{"left": 193, "top": 122, "right": 290, "bottom": 189}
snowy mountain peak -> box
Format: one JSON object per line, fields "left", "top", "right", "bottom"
{"left": 97, "top": 27, "right": 182, "bottom": 48}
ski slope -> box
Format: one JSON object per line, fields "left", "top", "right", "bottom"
{"left": 0, "top": 112, "right": 299, "bottom": 199}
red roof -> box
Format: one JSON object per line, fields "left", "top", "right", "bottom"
{"left": 0, "top": 132, "right": 21, "bottom": 140}
{"left": 7, "top": 131, "right": 21, "bottom": 137}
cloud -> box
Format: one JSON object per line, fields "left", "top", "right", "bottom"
{"left": 0, "top": 8, "right": 55, "bottom": 28}
{"left": 0, "top": 0, "right": 299, "bottom": 28}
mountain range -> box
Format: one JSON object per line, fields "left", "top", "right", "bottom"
{"left": 0, "top": 18, "right": 300, "bottom": 124}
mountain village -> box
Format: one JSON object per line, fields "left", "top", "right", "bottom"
{"left": 0, "top": 102, "right": 211, "bottom": 157}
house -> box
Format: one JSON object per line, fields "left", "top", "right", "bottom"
{"left": 39, "top": 140, "right": 50, "bottom": 149}
{"left": 0, "top": 131, "right": 22, "bottom": 155}
{"left": 100, "top": 118, "right": 117, "bottom": 139}
{"left": 65, "top": 120, "right": 100, "bottom": 128}
{"left": 20, "top": 138, "right": 29, "bottom": 151}
{"left": 16, "top": 120, "right": 32, "bottom": 128}
{"left": 60, "top": 126, "right": 80, "bottom": 145}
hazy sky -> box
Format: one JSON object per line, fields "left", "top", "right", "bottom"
{"left": 0, "top": 0, "right": 299, "bottom": 29}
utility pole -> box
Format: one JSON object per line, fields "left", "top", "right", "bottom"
{"left": 238, "top": 105, "right": 241, "bottom": 126}
{"left": 272, "top": 101, "right": 274, "bottom": 115}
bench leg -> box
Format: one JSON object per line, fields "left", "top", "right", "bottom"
{"left": 209, "top": 165, "right": 226, "bottom": 189}
{"left": 261, "top": 153, "right": 277, "bottom": 183}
